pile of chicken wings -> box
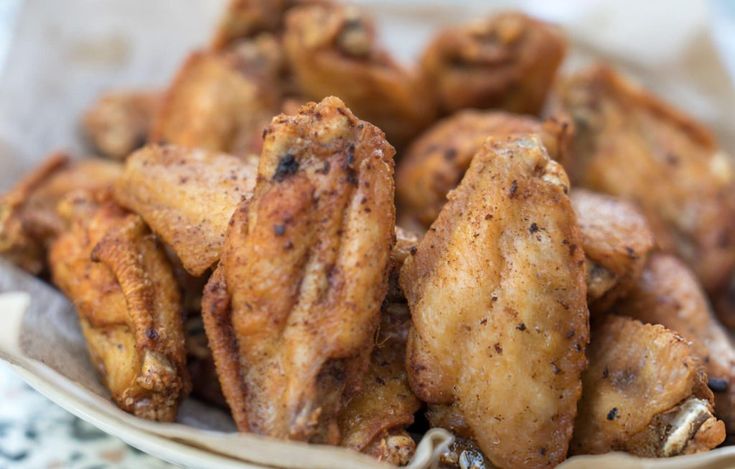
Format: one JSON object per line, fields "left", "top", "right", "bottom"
{"left": 3, "top": 1, "right": 735, "bottom": 468}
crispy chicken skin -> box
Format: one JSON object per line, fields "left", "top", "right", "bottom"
{"left": 571, "top": 189, "right": 655, "bottom": 313}
{"left": 283, "top": 3, "right": 435, "bottom": 148}
{"left": 339, "top": 230, "right": 421, "bottom": 465}
{"left": 572, "top": 315, "right": 725, "bottom": 456}
{"left": 400, "top": 135, "right": 589, "bottom": 468}
{"left": 113, "top": 144, "right": 258, "bottom": 276}
{"left": 556, "top": 65, "right": 735, "bottom": 294}
{"left": 82, "top": 90, "right": 160, "bottom": 160}
{"left": 616, "top": 253, "right": 735, "bottom": 435}
{"left": 150, "top": 36, "right": 283, "bottom": 157}
{"left": 49, "top": 191, "right": 189, "bottom": 421}
{"left": 0, "top": 153, "right": 121, "bottom": 273}
{"left": 201, "top": 97, "right": 396, "bottom": 442}
{"left": 420, "top": 12, "right": 566, "bottom": 115}
{"left": 396, "top": 110, "right": 572, "bottom": 226}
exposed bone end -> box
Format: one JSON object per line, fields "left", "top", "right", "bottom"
{"left": 629, "top": 397, "right": 726, "bottom": 457}
{"left": 661, "top": 398, "right": 725, "bottom": 456}
{"left": 438, "top": 437, "right": 489, "bottom": 469}
{"left": 364, "top": 430, "right": 417, "bottom": 466}
{"left": 124, "top": 350, "right": 183, "bottom": 422}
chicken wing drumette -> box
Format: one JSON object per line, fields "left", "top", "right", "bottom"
{"left": 396, "top": 110, "right": 572, "bottom": 226}
{"left": 82, "top": 90, "right": 160, "bottom": 160}
{"left": 201, "top": 97, "right": 396, "bottom": 442}
{"left": 420, "top": 12, "right": 566, "bottom": 116}
{"left": 615, "top": 253, "right": 735, "bottom": 436}
{"left": 555, "top": 65, "right": 735, "bottom": 296}
{"left": 150, "top": 35, "right": 284, "bottom": 157}
{"left": 0, "top": 152, "right": 121, "bottom": 273}
{"left": 572, "top": 189, "right": 655, "bottom": 313}
{"left": 283, "top": 3, "right": 435, "bottom": 148}
{"left": 49, "top": 191, "right": 189, "bottom": 421}
{"left": 113, "top": 144, "right": 258, "bottom": 276}
{"left": 572, "top": 315, "right": 725, "bottom": 456}
{"left": 338, "top": 229, "right": 421, "bottom": 465}
{"left": 400, "top": 135, "right": 588, "bottom": 468}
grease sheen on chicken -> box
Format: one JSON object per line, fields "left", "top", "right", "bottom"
{"left": 400, "top": 135, "right": 589, "bottom": 468}
{"left": 201, "top": 97, "right": 396, "bottom": 442}
{"left": 49, "top": 191, "right": 189, "bottom": 421}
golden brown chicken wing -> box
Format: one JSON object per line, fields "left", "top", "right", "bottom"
{"left": 571, "top": 189, "right": 655, "bottom": 313}
{"left": 82, "top": 90, "right": 160, "bottom": 160}
{"left": 49, "top": 191, "right": 189, "bottom": 421}
{"left": 113, "top": 144, "right": 258, "bottom": 276}
{"left": 283, "top": 3, "right": 435, "bottom": 148}
{"left": 400, "top": 135, "right": 588, "bottom": 468}
{"left": 150, "top": 35, "right": 283, "bottom": 157}
{"left": 0, "top": 153, "right": 121, "bottom": 273}
{"left": 396, "top": 110, "right": 572, "bottom": 226}
{"left": 571, "top": 315, "right": 725, "bottom": 456}
{"left": 201, "top": 97, "right": 396, "bottom": 442}
{"left": 615, "top": 253, "right": 735, "bottom": 435}
{"left": 420, "top": 12, "right": 566, "bottom": 115}
{"left": 555, "top": 65, "right": 735, "bottom": 295}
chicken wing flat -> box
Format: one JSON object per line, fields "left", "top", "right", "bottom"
{"left": 572, "top": 315, "right": 725, "bottom": 456}
{"left": 571, "top": 189, "right": 655, "bottom": 313}
{"left": 555, "top": 65, "right": 735, "bottom": 294}
{"left": 82, "top": 90, "right": 160, "bottom": 160}
{"left": 201, "top": 97, "right": 396, "bottom": 442}
{"left": 615, "top": 253, "right": 735, "bottom": 435}
{"left": 400, "top": 135, "right": 588, "bottom": 468}
{"left": 113, "top": 144, "right": 258, "bottom": 276}
{"left": 49, "top": 191, "right": 189, "bottom": 421}
{"left": 150, "top": 35, "right": 283, "bottom": 157}
{"left": 396, "top": 110, "right": 572, "bottom": 226}
{"left": 420, "top": 12, "right": 566, "bottom": 115}
{"left": 0, "top": 152, "right": 121, "bottom": 273}
{"left": 283, "top": 3, "right": 435, "bottom": 148}
{"left": 339, "top": 230, "right": 421, "bottom": 465}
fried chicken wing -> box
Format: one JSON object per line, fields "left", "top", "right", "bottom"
{"left": 571, "top": 315, "right": 725, "bottom": 456}
{"left": 0, "top": 152, "right": 121, "bottom": 273}
{"left": 396, "top": 110, "right": 572, "bottom": 226}
{"left": 556, "top": 65, "right": 735, "bottom": 294}
{"left": 400, "top": 135, "right": 588, "bottom": 468}
{"left": 150, "top": 35, "right": 283, "bottom": 157}
{"left": 113, "top": 144, "right": 258, "bottom": 276}
{"left": 201, "top": 97, "right": 396, "bottom": 442}
{"left": 571, "top": 190, "right": 655, "bottom": 313}
{"left": 82, "top": 90, "right": 160, "bottom": 160}
{"left": 615, "top": 253, "right": 735, "bottom": 435}
{"left": 49, "top": 191, "right": 189, "bottom": 421}
{"left": 283, "top": 3, "right": 435, "bottom": 148}
{"left": 420, "top": 12, "right": 566, "bottom": 115}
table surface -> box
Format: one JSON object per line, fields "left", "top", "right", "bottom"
{"left": 1, "top": 1, "right": 734, "bottom": 468}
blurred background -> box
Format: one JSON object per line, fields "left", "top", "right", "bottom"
{"left": 0, "top": 0, "right": 733, "bottom": 467}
